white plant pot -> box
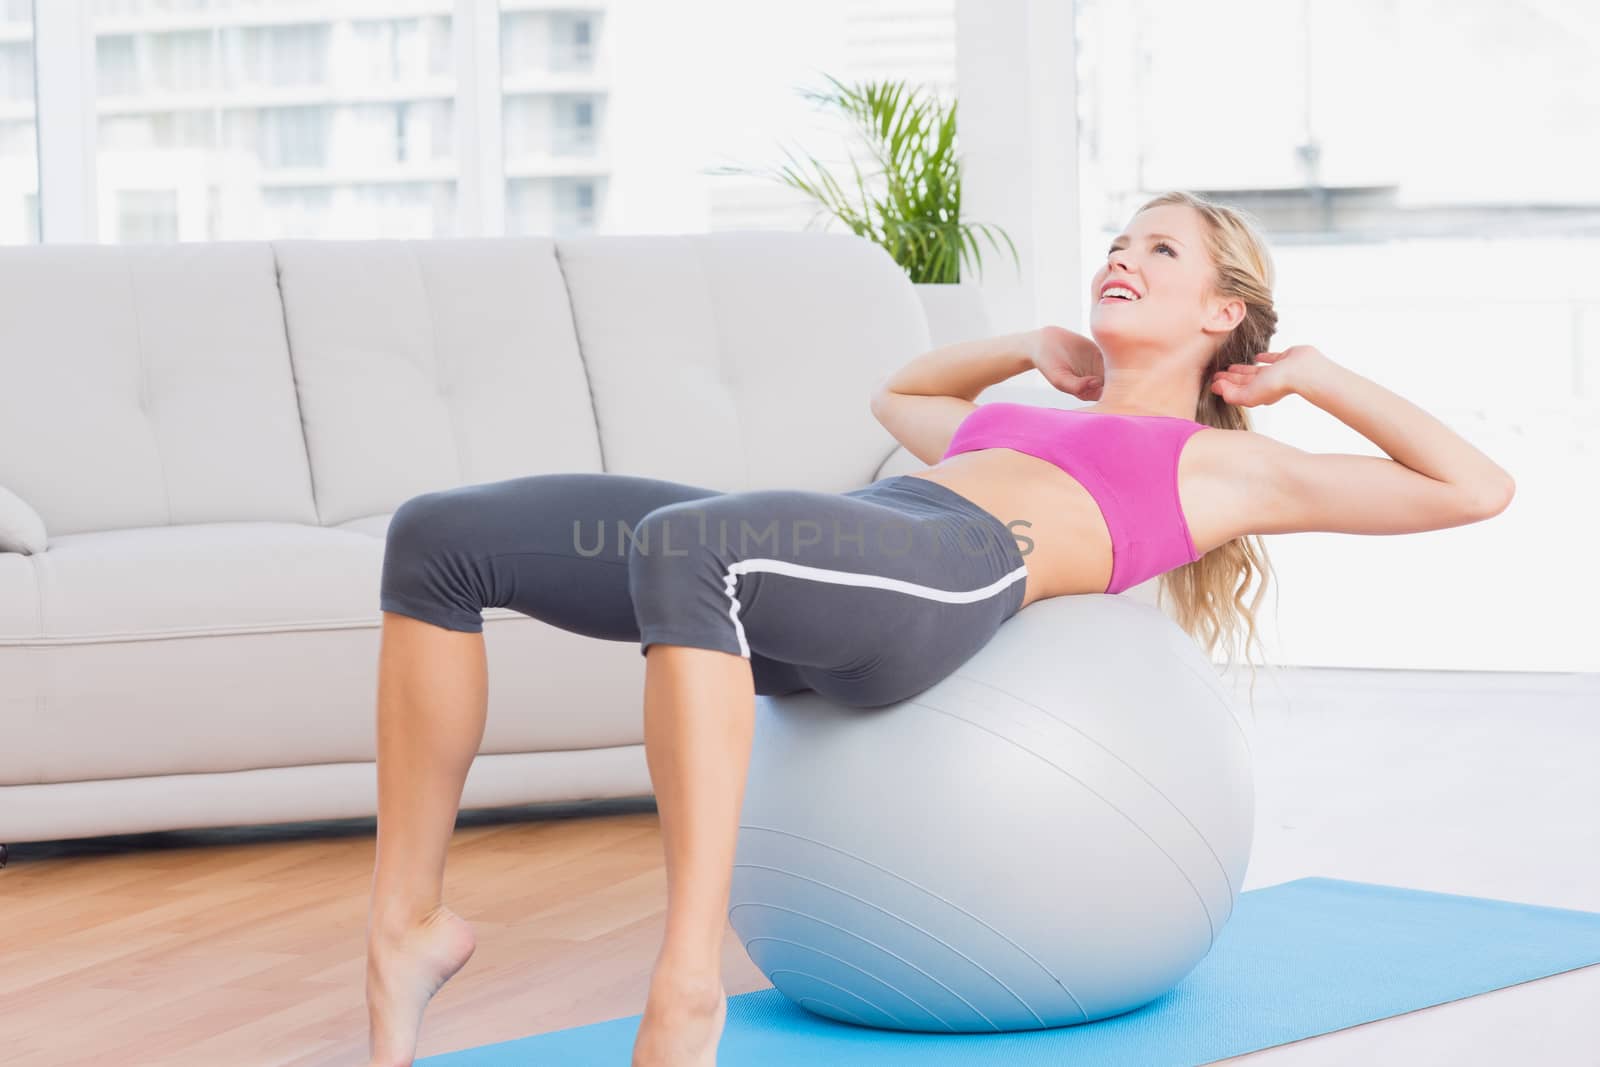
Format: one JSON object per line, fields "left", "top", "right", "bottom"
{"left": 912, "top": 281, "right": 993, "bottom": 349}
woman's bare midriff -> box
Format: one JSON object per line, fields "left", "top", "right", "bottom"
{"left": 901, "top": 437, "right": 1223, "bottom": 608}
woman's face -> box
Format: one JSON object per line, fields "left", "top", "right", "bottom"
{"left": 1090, "top": 204, "right": 1222, "bottom": 362}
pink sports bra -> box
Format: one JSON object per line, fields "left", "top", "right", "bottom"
{"left": 940, "top": 402, "right": 1207, "bottom": 594}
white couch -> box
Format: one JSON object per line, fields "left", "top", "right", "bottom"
{"left": 2, "top": 231, "right": 1076, "bottom": 854}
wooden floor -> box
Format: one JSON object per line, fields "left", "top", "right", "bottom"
{"left": 3, "top": 664, "right": 1598, "bottom": 1066}
{"left": 0, "top": 796, "right": 766, "bottom": 1067}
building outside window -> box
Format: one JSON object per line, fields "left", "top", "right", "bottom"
{"left": 501, "top": 4, "right": 607, "bottom": 237}
{"left": 0, "top": 0, "right": 37, "bottom": 244}
{"left": 91, "top": 1, "right": 458, "bottom": 241}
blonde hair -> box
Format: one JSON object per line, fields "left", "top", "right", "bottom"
{"left": 1137, "top": 191, "right": 1282, "bottom": 714}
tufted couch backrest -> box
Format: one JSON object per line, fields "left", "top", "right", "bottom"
{"left": 0, "top": 242, "right": 317, "bottom": 536}
{"left": 0, "top": 230, "right": 930, "bottom": 537}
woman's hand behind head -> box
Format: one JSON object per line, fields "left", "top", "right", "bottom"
{"left": 1211, "top": 345, "right": 1324, "bottom": 408}
{"left": 1028, "top": 325, "right": 1105, "bottom": 400}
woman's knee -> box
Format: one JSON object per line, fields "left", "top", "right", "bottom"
{"left": 625, "top": 501, "right": 720, "bottom": 572}
{"left": 385, "top": 491, "right": 469, "bottom": 563}
{"left": 624, "top": 502, "right": 749, "bottom": 648}
{"left": 379, "top": 490, "right": 490, "bottom": 632}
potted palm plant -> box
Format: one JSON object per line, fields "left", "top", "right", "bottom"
{"left": 707, "top": 75, "right": 1017, "bottom": 347}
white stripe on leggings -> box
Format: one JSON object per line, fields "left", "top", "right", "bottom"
{"left": 720, "top": 557, "right": 1031, "bottom": 658}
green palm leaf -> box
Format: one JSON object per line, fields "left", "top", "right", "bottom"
{"left": 707, "top": 75, "right": 1018, "bottom": 285}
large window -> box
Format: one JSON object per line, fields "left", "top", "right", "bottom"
{"left": 1074, "top": 0, "right": 1599, "bottom": 672}
{"left": 91, "top": 0, "right": 458, "bottom": 241}
{"left": 0, "top": 0, "right": 37, "bottom": 244}
{"left": 499, "top": 3, "right": 604, "bottom": 238}
{"left": 500, "top": 0, "right": 956, "bottom": 237}
{"left": 15, "top": 1, "right": 958, "bottom": 244}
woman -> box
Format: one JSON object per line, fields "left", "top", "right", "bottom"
{"left": 362, "top": 191, "right": 1515, "bottom": 1067}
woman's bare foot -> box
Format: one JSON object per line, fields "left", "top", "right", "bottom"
{"left": 366, "top": 903, "right": 477, "bottom": 1067}
{"left": 631, "top": 972, "right": 728, "bottom": 1067}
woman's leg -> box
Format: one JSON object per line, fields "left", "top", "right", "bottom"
{"left": 623, "top": 478, "right": 1029, "bottom": 1065}
{"left": 629, "top": 643, "right": 753, "bottom": 1067}
{"left": 365, "top": 612, "right": 485, "bottom": 1067}
{"left": 364, "top": 473, "right": 771, "bottom": 1067}
{"left": 360, "top": 471, "right": 1024, "bottom": 1065}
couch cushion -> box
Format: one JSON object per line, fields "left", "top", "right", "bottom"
{"left": 273, "top": 237, "right": 604, "bottom": 527}
{"left": 0, "top": 523, "right": 384, "bottom": 643}
{"left": 555, "top": 230, "right": 929, "bottom": 491}
{"left": 0, "top": 521, "right": 642, "bottom": 786}
{"left": 0, "top": 242, "right": 318, "bottom": 536}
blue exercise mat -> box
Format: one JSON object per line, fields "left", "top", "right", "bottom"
{"left": 418, "top": 876, "right": 1600, "bottom": 1066}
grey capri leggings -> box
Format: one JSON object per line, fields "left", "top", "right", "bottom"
{"left": 378, "top": 472, "right": 1030, "bottom": 708}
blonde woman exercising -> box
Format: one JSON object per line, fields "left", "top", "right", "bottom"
{"left": 363, "top": 192, "right": 1515, "bottom": 1067}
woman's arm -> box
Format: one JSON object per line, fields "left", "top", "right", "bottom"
{"left": 872, "top": 326, "right": 1104, "bottom": 403}
{"left": 871, "top": 330, "right": 1038, "bottom": 403}
{"left": 868, "top": 333, "right": 1032, "bottom": 466}
{"left": 1293, "top": 353, "right": 1515, "bottom": 506}
{"left": 1228, "top": 351, "right": 1517, "bottom": 538}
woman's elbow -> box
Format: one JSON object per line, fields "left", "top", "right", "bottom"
{"left": 1469, "top": 474, "right": 1516, "bottom": 519}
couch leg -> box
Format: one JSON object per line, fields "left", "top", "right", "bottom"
{"left": 0, "top": 844, "right": 7, "bottom": 868}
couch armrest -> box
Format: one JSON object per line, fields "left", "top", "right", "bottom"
{"left": 0, "top": 485, "right": 48, "bottom": 554}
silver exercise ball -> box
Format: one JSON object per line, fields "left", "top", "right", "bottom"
{"left": 728, "top": 593, "right": 1255, "bottom": 1033}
